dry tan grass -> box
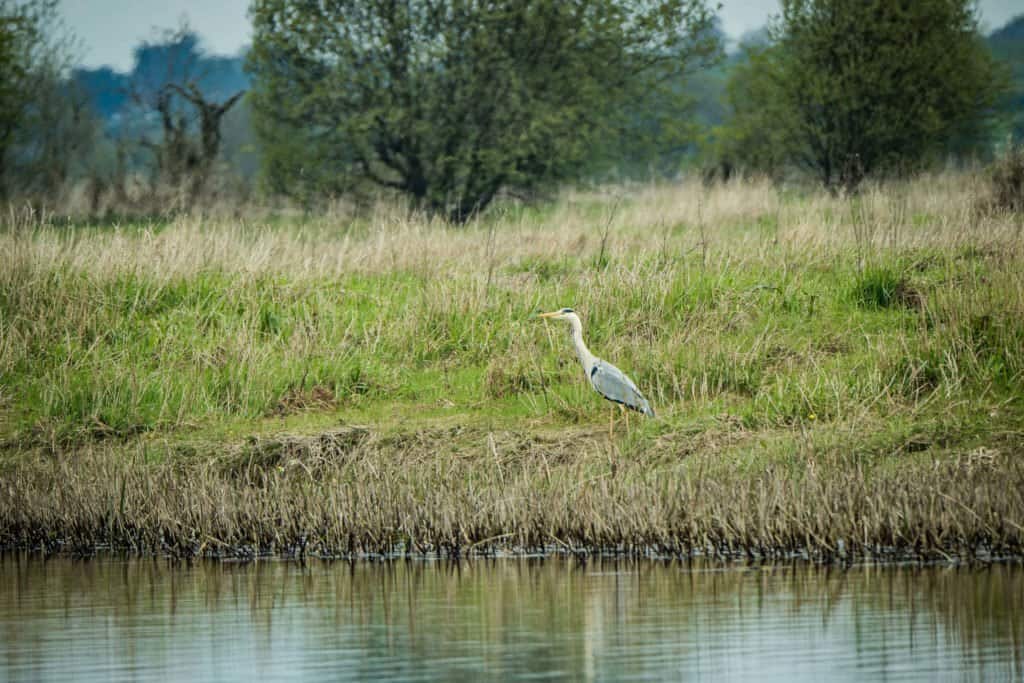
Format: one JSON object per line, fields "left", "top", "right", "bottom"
{"left": 2, "top": 424, "right": 1022, "bottom": 560}
{"left": 4, "top": 172, "right": 1019, "bottom": 282}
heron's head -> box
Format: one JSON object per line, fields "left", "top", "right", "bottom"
{"left": 538, "top": 307, "right": 576, "bottom": 321}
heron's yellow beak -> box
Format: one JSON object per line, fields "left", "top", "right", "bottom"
{"left": 537, "top": 311, "right": 561, "bottom": 319}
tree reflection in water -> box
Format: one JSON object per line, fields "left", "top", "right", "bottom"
{"left": 1, "top": 554, "right": 1020, "bottom": 681}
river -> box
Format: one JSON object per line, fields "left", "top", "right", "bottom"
{"left": 1, "top": 554, "right": 1020, "bottom": 681}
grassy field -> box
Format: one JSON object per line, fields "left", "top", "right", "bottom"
{"left": 1, "top": 174, "right": 1023, "bottom": 559}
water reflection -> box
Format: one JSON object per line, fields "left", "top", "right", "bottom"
{"left": 1, "top": 555, "right": 1021, "bottom": 681}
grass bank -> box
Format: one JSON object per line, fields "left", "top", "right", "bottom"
{"left": 2, "top": 174, "right": 1023, "bottom": 559}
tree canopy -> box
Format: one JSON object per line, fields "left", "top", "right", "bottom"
{"left": 716, "top": 0, "right": 1006, "bottom": 192}
{"left": 0, "top": 0, "right": 62, "bottom": 198}
{"left": 248, "top": 0, "right": 719, "bottom": 221}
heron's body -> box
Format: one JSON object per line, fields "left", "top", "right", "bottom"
{"left": 589, "top": 360, "right": 654, "bottom": 417}
{"left": 539, "top": 309, "right": 654, "bottom": 426}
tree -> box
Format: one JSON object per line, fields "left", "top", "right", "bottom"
{"left": 709, "top": 42, "right": 794, "bottom": 182}
{"left": 0, "top": 0, "right": 71, "bottom": 200}
{"left": 248, "top": 0, "right": 719, "bottom": 221}
{"left": 718, "top": 0, "right": 1006, "bottom": 192}
{"left": 583, "top": 19, "right": 728, "bottom": 181}
{"left": 18, "top": 70, "right": 100, "bottom": 197}
{"left": 127, "top": 28, "right": 246, "bottom": 207}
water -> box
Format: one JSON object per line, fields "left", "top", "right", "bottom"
{"left": 1, "top": 554, "right": 1021, "bottom": 682}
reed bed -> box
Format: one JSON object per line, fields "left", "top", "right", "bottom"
{"left": 1, "top": 172, "right": 1023, "bottom": 559}
{"left": 2, "top": 425, "right": 1022, "bottom": 560}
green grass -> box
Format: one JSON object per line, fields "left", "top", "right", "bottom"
{"left": 2, "top": 181, "right": 1022, "bottom": 446}
{"left": 1, "top": 174, "right": 1022, "bottom": 558}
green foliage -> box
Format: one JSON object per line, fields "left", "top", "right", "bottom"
{"left": 710, "top": 44, "right": 793, "bottom": 180}
{"left": 715, "top": 0, "right": 1006, "bottom": 191}
{"left": 585, "top": 46, "right": 728, "bottom": 180}
{"left": 0, "top": 0, "right": 84, "bottom": 201}
{"left": 0, "top": 2, "right": 46, "bottom": 159}
{"left": 247, "top": 0, "right": 719, "bottom": 221}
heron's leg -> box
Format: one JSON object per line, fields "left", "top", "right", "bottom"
{"left": 623, "top": 406, "right": 630, "bottom": 435}
{"left": 608, "top": 405, "right": 615, "bottom": 440}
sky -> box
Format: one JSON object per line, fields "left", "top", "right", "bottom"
{"left": 60, "top": 0, "right": 1023, "bottom": 72}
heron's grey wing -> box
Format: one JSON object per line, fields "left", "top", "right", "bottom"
{"left": 589, "top": 360, "right": 654, "bottom": 416}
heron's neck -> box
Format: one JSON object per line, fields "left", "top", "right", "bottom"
{"left": 568, "top": 316, "right": 596, "bottom": 374}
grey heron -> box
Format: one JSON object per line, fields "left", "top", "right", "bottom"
{"left": 538, "top": 308, "right": 654, "bottom": 437}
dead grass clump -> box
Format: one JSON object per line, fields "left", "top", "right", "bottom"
{"left": 892, "top": 280, "right": 925, "bottom": 310}
{"left": 217, "top": 427, "right": 371, "bottom": 478}
{"left": 484, "top": 360, "right": 539, "bottom": 399}
{"left": 268, "top": 385, "right": 337, "bottom": 416}
{"left": 653, "top": 418, "right": 753, "bottom": 459}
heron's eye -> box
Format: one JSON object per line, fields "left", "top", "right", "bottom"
{"left": 562, "top": 308, "right": 574, "bottom": 313}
